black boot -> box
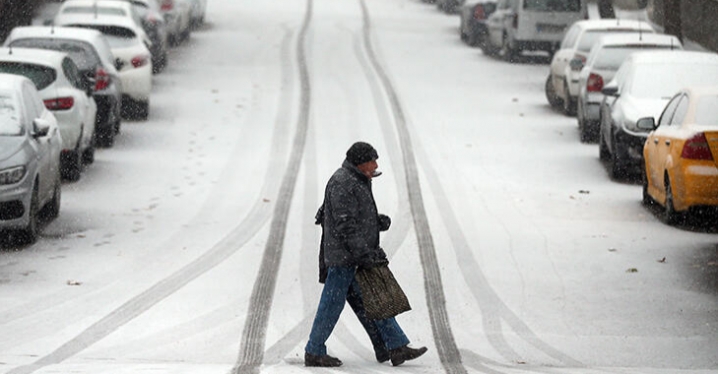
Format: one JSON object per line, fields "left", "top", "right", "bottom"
{"left": 304, "top": 352, "right": 343, "bottom": 367}
{"left": 389, "top": 345, "right": 428, "bottom": 366}
{"left": 375, "top": 348, "right": 390, "bottom": 363}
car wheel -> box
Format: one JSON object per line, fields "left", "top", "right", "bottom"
{"left": 62, "top": 147, "right": 82, "bottom": 182}
{"left": 609, "top": 139, "right": 624, "bottom": 180}
{"left": 562, "top": 80, "right": 576, "bottom": 116}
{"left": 96, "top": 125, "right": 115, "bottom": 148}
{"left": 82, "top": 143, "right": 95, "bottom": 165}
{"left": 136, "top": 100, "right": 150, "bottom": 120}
{"left": 42, "top": 173, "right": 62, "bottom": 221}
{"left": 663, "top": 176, "right": 683, "bottom": 224}
{"left": 578, "top": 104, "right": 591, "bottom": 143}
{"left": 599, "top": 126, "right": 610, "bottom": 161}
{"left": 545, "top": 75, "right": 562, "bottom": 108}
{"left": 641, "top": 168, "right": 653, "bottom": 206}
{"left": 21, "top": 184, "right": 40, "bottom": 244}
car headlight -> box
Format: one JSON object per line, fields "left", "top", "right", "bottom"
{"left": 0, "top": 166, "right": 26, "bottom": 185}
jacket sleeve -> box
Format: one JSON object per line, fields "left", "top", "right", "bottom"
{"left": 329, "top": 184, "right": 372, "bottom": 264}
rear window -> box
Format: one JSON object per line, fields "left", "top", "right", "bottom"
{"left": 630, "top": 64, "right": 718, "bottom": 99}
{"left": 0, "top": 63, "right": 56, "bottom": 90}
{"left": 68, "top": 24, "right": 139, "bottom": 48}
{"left": 62, "top": 6, "right": 127, "bottom": 16}
{"left": 578, "top": 30, "right": 649, "bottom": 53}
{"left": 0, "top": 93, "right": 23, "bottom": 136}
{"left": 695, "top": 96, "right": 718, "bottom": 126}
{"left": 9, "top": 38, "right": 101, "bottom": 72}
{"left": 593, "top": 45, "right": 674, "bottom": 70}
{"left": 523, "top": 0, "right": 581, "bottom": 12}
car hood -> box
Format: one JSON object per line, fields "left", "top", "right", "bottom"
{"left": 0, "top": 136, "right": 26, "bottom": 162}
{"left": 622, "top": 96, "right": 670, "bottom": 122}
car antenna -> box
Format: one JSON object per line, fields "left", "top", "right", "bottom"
{"left": 8, "top": 45, "right": 12, "bottom": 55}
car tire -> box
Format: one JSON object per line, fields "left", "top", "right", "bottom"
{"left": 500, "top": 33, "right": 517, "bottom": 62}
{"left": 82, "top": 143, "right": 95, "bottom": 165}
{"left": 42, "top": 173, "right": 61, "bottom": 221}
{"left": 562, "top": 80, "right": 576, "bottom": 116}
{"left": 599, "top": 127, "right": 610, "bottom": 161}
{"left": 62, "top": 147, "right": 82, "bottom": 182}
{"left": 136, "top": 100, "right": 150, "bottom": 120}
{"left": 641, "top": 168, "right": 653, "bottom": 206}
{"left": 21, "top": 184, "right": 40, "bottom": 244}
{"left": 663, "top": 176, "right": 683, "bottom": 224}
{"left": 609, "top": 138, "right": 624, "bottom": 180}
{"left": 545, "top": 75, "right": 562, "bottom": 108}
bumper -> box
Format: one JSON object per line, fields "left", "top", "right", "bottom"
{"left": 514, "top": 40, "right": 559, "bottom": 52}
{"left": 615, "top": 129, "right": 648, "bottom": 169}
{"left": 673, "top": 164, "right": 718, "bottom": 211}
{"left": 0, "top": 175, "right": 33, "bottom": 229}
{"left": 54, "top": 111, "right": 81, "bottom": 152}
{"left": 583, "top": 101, "right": 601, "bottom": 123}
{"left": 118, "top": 65, "right": 152, "bottom": 101}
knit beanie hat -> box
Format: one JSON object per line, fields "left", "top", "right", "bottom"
{"left": 346, "top": 141, "right": 378, "bottom": 165}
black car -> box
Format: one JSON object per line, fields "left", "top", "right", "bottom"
{"left": 459, "top": 1, "right": 496, "bottom": 48}
{"left": 5, "top": 26, "right": 124, "bottom": 147}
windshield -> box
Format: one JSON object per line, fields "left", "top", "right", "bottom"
{"left": 0, "top": 93, "right": 23, "bottom": 136}
{"left": 593, "top": 45, "right": 675, "bottom": 70}
{"left": 695, "top": 96, "right": 718, "bottom": 126}
{"left": 68, "top": 24, "right": 139, "bottom": 48}
{"left": 578, "top": 30, "right": 650, "bottom": 53}
{"left": 0, "top": 62, "right": 56, "bottom": 90}
{"left": 62, "top": 6, "right": 127, "bottom": 16}
{"left": 523, "top": 0, "right": 581, "bottom": 12}
{"left": 9, "top": 38, "right": 101, "bottom": 72}
{"left": 630, "top": 64, "right": 718, "bottom": 98}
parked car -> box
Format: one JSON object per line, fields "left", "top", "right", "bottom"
{"left": 3, "top": 26, "right": 123, "bottom": 146}
{"left": 459, "top": 1, "right": 497, "bottom": 48}
{"left": 438, "top": 0, "right": 466, "bottom": 14}
{"left": 96, "top": 0, "right": 170, "bottom": 73}
{"left": 599, "top": 51, "right": 718, "bottom": 179}
{"left": 483, "top": 0, "right": 587, "bottom": 61}
{"left": 546, "top": 19, "right": 654, "bottom": 115}
{"left": 54, "top": 14, "right": 153, "bottom": 120}
{"left": 0, "top": 48, "right": 97, "bottom": 181}
{"left": 0, "top": 73, "right": 62, "bottom": 243}
{"left": 159, "top": 0, "right": 191, "bottom": 46}
{"left": 180, "top": 0, "right": 207, "bottom": 28}
{"left": 576, "top": 33, "right": 681, "bottom": 142}
{"left": 639, "top": 86, "right": 718, "bottom": 223}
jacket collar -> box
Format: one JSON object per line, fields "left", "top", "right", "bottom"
{"left": 342, "top": 159, "right": 370, "bottom": 183}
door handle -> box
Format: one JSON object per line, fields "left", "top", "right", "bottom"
{"left": 665, "top": 140, "right": 671, "bottom": 146}
{"left": 653, "top": 139, "right": 659, "bottom": 144}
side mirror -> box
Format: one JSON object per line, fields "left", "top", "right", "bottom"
{"left": 33, "top": 118, "right": 51, "bottom": 137}
{"left": 602, "top": 84, "right": 619, "bottom": 97}
{"left": 569, "top": 58, "right": 584, "bottom": 72}
{"left": 115, "top": 58, "right": 125, "bottom": 71}
{"left": 636, "top": 117, "right": 656, "bottom": 131}
{"left": 81, "top": 76, "right": 94, "bottom": 96}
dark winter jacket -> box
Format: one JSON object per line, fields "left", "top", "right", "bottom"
{"left": 316, "top": 159, "right": 390, "bottom": 283}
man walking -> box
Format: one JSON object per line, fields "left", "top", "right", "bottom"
{"left": 305, "top": 141, "right": 428, "bottom": 367}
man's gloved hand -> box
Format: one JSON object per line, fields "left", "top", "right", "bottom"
{"left": 358, "top": 257, "right": 389, "bottom": 271}
{"left": 378, "top": 214, "right": 391, "bottom": 231}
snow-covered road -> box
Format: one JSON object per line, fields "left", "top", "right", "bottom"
{"left": 1, "top": 0, "right": 717, "bottom": 373}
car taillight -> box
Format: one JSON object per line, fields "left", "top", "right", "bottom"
{"left": 95, "top": 67, "right": 110, "bottom": 91}
{"left": 131, "top": 55, "right": 149, "bottom": 68}
{"left": 44, "top": 97, "right": 74, "bottom": 110}
{"left": 587, "top": 73, "right": 604, "bottom": 92}
{"left": 161, "top": 0, "right": 173, "bottom": 11}
{"left": 473, "top": 5, "right": 485, "bottom": 19}
{"left": 681, "top": 133, "right": 714, "bottom": 160}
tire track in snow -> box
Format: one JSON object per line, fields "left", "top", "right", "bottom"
{"left": 230, "top": 0, "right": 313, "bottom": 372}
{"left": 5, "top": 27, "right": 298, "bottom": 374}
{"left": 357, "top": 1, "right": 467, "bottom": 373}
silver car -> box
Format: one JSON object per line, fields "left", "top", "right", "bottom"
{"left": 576, "top": 33, "right": 681, "bottom": 142}
{"left": 0, "top": 73, "right": 62, "bottom": 244}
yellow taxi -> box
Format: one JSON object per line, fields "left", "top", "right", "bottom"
{"left": 639, "top": 86, "right": 718, "bottom": 223}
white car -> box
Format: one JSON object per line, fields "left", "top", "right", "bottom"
{"left": 546, "top": 19, "right": 654, "bottom": 116}
{"left": 0, "top": 73, "right": 62, "bottom": 243}
{"left": 54, "top": 14, "right": 153, "bottom": 119}
{"left": 0, "top": 48, "right": 97, "bottom": 181}
{"left": 484, "top": 0, "right": 586, "bottom": 61}
{"left": 159, "top": 0, "right": 192, "bottom": 45}
{"left": 180, "top": 0, "right": 207, "bottom": 27}
{"left": 576, "top": 33, "right": 681, "bottom": 142}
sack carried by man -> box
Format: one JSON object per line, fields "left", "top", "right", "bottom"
{"left": 356, "top": 264, "right": 411, "bottom": 320}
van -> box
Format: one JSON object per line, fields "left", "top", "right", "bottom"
{"left": 483, "top": 0, "right": 586, "bottom": 61}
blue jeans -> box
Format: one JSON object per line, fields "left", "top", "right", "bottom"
{"left": 305, "top": 266, "right": 410, "bottom": 356}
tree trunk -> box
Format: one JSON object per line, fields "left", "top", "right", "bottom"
{"left": 0, "top": 0, "right": 42, "bottom": 43}
{"left": 663, "top": 0, "right": 683, "bottom": 41}
{"left": 598, "top": 0, "right": 617, "bottom": 18}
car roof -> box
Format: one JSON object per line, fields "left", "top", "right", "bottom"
{"left": 55, "top": 12, "right": 141, "bottom": 31}
{"left": 0, "top": 72, "right": 32, "bottom": 91}
{"left": 6, "top": 26, "right": 108, "bottom": 45}
{"left": 683, "top": 85, "right": 718, "bottom": 97}
{"left": 572, "top": 19, "right": 653, "bottom": 31}
{"left": 0, "top": 47, "right": 68, "bottom": 68}
{"left": 594, "top": 33, "right": 682, "bottom": 49}
{"left": 627, "top": 50, "right": 718, "bottom": 65}
{"left": 61, "top": 0, "right": 134, "bottom": 11}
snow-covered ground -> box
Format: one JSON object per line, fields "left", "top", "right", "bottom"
{"left": 1, "top": 0, "right": 717, "bottom": 373}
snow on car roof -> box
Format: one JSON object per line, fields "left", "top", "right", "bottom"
{"left": 594, "top": 33, "right": 682, "bottom": 48}
{"left": 0, "top": 47, "right": 68, "bottom": 68}
{"left": 0, "top": 73, "right": 31, "bottom": 90}
{"left": 571, "top": 19, "right": 653, "bottom": 31}
{"left": 627, "top": 50, "right": 718, "bottom": 65}
{"left": 54, "top": 12, "right": 140, "bottom": 30}
{"left": 61, "top": 0, "right": 135, "bottom": 10}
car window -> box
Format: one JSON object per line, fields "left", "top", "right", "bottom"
{"left": 0, "top": 92, "right": 23, "bottom": 136}
{"left": 523, "top": 0, "right": 581, "bottom": 12}
{"left": 9, "top": 38, "right": 101, "bottom": 72}
{"left": 20, "top": 82, "right": 43, "bottom": 126}
{"left": 657, "top": 94, "right": 681, "bottom": 128}
{"left": 669, "top": 94, "right": 689, "bottom": 126}
{"left": 577, "top": 31, "right": 647, "bottom": 53}
{"left": 561, "top": 25, "right": 580, "bottom": 49}
{"left": 593, "top": 45, "right": 674, "bottom": 70}
{"left": 62, "top": 6, "right": 127, "bottom": 16}
{"left": 62, "top": 57, "right": 83, "bottom": 89}
{"left": 630, "top": 63, "right": 718, "bottom": 99}
{"left": 69, "top": 25, "right": 140, "bottom": 48}
{"left": 0, "top": 62, "right": 57, "bottom": 90}
{"left": 695, "top": 95, "right": 718, "bottom": 126}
